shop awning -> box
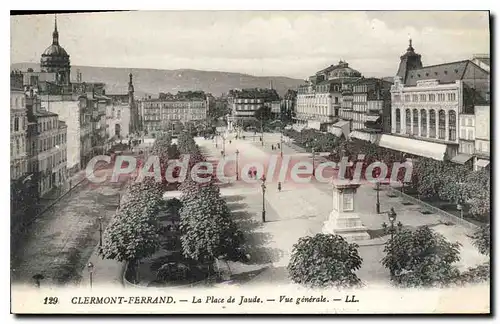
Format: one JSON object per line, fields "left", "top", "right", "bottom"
{"left": 329, "top": 127, "right": 343, "bottom": 137}
{"left": 349, "top": 131, "right": 379, "bottom": 143}
{"left": 450, "top": 153, "right": 473, "bottom": 165}
{"left": 476, "top": 159, "right": 490, "bottom": 168}
{"left": 365, "top": 115, "right": 380, "bottom": 122}
{"left": 378, "top": 134, "right": 448, "bottom": 161}
{"left": 333, "top": 120, "right": 351, "bottom": 137}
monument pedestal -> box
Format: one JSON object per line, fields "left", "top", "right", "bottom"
{"left": 322, "top": 180, "right": 370, "bottom": 242}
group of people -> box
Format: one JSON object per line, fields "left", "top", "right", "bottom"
{"left": 271, "top": 143, "right": 281, "bottom": 151}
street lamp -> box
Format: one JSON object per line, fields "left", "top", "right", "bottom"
{"left": 235, "top": 149, "right": 240, "bottom": 181}
{"left": 87, "top": 262, "right": 94, "bottom": 289}
{"left": 98, "top": 216, "right": 103, "bottom": 247}
{"left": 457, "top": 182, "right": 464, "bottom": 219}
{"left": 261, "top": 175, "right": 266, "bottom": 223}
{"left": 375, "top": 181, "right": 381, "bottom": 214}
{"left": 382, "top": 208, "right": 402, "bottom": 242}
{"left": 311, "top": 148, "right": 316, "bottom": 176}
{"left": 222, "top": 135, "right": 226, "bottom": 157}
{"left": 280, "top": 130, "right": 283, "bottom": 158}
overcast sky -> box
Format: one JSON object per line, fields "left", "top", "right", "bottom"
{"left": 10, "top": 11, "right": 490, "bottom": 79}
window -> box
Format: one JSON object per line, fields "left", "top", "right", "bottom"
{"left": 412, "top": 95, "right": 418, "bottom": 102}
{"left": 429, "top": 110, "right": 436, "bottom": 138}
{"left": 420, "top": 109, "right": 427, "bottom": 137}
{"left": 449, "top": 111, "right": 456, "bottom": 141}
{"left": 16, "top": 138, "right": 20, "bottom": 155}
{"left": 467, "top": 118, "right": 472, "bottom": 127}
{"left": 413, "top": 109, "right": 419, "bottom": 135}
{"left": 461, "top": 118, "right": 465, "bottom": 126}
{"left": 447, "top": 93, "right": 456, "bottom": 101}
{"left": 405, "top": 95, "right": 411, "bottom": 102}
{"left": 468, "top": 130, "right": 474, "bottom": 140}
{"left": 429, "top": 94, "right": 435, "bottom": 101}
{"left": 393, "top": 95, "right": 401, "bottom": 102}
{"left": 405, "top": 109, "right": 411, "bottom": 134}
{"left": 419, "top": 94, "right": 426, "bottom": 102}
{"left": 438, "top": 110, "right": 446, "bottom": 139}
{"left": 438, "top": 93, "right": 445, "bottom": 101}
{"left": 14, "top": 117, "right": 19, "bottom": 132}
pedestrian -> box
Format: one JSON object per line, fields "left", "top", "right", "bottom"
{"left": 271, "top": 145, "right": 274, "bottom": 151}
{"left": 221, "top": 150, "right": 224, "bottom": 156}
{"left": 278, "top": 182, "right": 282, "bottom": 192}
{"left": 229, "top": 140, "right": 232, "bottom": 144}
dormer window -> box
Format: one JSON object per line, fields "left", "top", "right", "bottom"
{"left": 444, "top": 71, "right": 448, "bottom": 74}
{"left": 417, "top": 74, "right": 421, "bottom": 77}
{"left": 435, "top": 72, "right": 438, "bottom": 75}
{"left": 425, "top": 73, "right": 429, "bottom": 76}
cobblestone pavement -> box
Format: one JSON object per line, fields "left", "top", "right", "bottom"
{"left": 11, "top": 166, "right": 128, "bottom": 287}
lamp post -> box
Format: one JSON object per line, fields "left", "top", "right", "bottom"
{"left": 98, "top": 215, "right": 103, "bottom": 247}
{"left": 87, "top": 262, "right": 94, "bottom": 289}
{"left": 235, "top": 149, "right": 240, "bottom": 181}
{"left": 375, "top": 181, "right": 381, "bottom": 214}
{"left": 311, "top": 148, "right": 316, "bottom": 176}
{"left": 280, "top": 130, "right": 283, "bottom": 158}
{"left": 222, "top": 135, "right": 226, "bottom": 157}
{"left": 381, "top": 208, "right": 403, "bottom": 277}
{"left": 457, "top": 182, "right": 464, "bottom": 219}
{"left": 261, "top": 175, "right": 266, "bottom": 223}
{"left": 261, "top": 117, "right": 264, "bottom": 147}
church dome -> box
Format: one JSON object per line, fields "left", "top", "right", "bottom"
{"left": 42, "top": 43, "right": 68, "bottom": 57}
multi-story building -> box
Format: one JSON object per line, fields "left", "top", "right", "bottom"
{"left": 456, "top": 113, "right": 475, "bottom": 168}
{"left": 383, "top": 40, "right": 490, "bottom": 161}
{"left": 474, "top": 105, "right": 490, "bottom": 170}
{"left": 10, "top": 85, "right": 28, "bottom": 180}
{"left": 227, "top": 88, "right": 279, "bottom": 130}
{"left": 296, "top": 60, "right": 362, "bottom": 131}
{"left": 106, "top": 94, "right": 131, "bottom": 140}
{"left": 140, "top": 91, "right": 208, "bottom": 136}
{"left": 33, "top": 110, "right": 67, "bottom": 196}
{"left": 281, "top": 89, "right": 297, "bottom": 122}
{"left": 348, "top": 78, "right": 392, "bottom": 142}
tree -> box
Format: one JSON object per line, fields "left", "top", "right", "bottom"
{"left": 179, "top": 183, "right": 243, "bottom": 265}
{"left": 471, "top": 224, "right": 490, "bottom": 256}
{"left": 287, "top": 234, "right": 362, "bottom": 288}
{"left": 99, "top": 192, "right": 163, "bottom": 283}
{"left": 381, "top": 226, "right": 461, "bottom": 287}
{"left": 463, "top": 170, "right": 490, "bottom": 221}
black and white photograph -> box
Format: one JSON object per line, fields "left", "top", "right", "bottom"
{"left": 9, "top": 10, "right": 491, "bottom": 314}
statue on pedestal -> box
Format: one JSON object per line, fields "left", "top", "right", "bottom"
{"left": 322, "top": 179, "right": 370, "bottom": 242}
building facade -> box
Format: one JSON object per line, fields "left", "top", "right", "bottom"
{"left": 296, "top": 61, "right": 362, "bottom": 130}
{"left": 226, "top": 88, "right": 279, "bottom": 130}
{"left": 10, "top": 87, "right": 28, "bottom": 180}
{"left": 386, "top": 40, "right": 490, "bottom": 161}
{"left": 140, "top": 91, "right": 208, "bottom": 136}
{"left": 474, "top": 105, "right": 490, "bottom": 170}
{"left": 457, "top": 113, "right": 476, "bottom": 167}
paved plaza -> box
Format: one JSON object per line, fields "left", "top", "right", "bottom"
{"left": 12, "top": 132, "right": 488, "bottom": 289}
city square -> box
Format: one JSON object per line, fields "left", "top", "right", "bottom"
{"left": 9, "top": 11, "right": 491, "bottom": 314}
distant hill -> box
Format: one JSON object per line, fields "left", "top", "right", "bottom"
{"left": 10, "top": 63, "right": 305, "bottom": 98}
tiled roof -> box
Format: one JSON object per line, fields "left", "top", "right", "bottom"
{"left": 405, "top": 60, "right": 469, "bottom": 86}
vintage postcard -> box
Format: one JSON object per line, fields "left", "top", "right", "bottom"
{"left": 10, "top": 10, "right": 491, "bottom": 314}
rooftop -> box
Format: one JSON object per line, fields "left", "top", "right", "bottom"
{"left": 405, "top": 60, "right": 489, "bottom": 86}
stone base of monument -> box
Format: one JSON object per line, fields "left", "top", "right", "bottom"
{"left": 322, "top": 212, "right": 371, "bottom": 242}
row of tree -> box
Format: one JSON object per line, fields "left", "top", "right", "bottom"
{"left": 283, "top": 128, "right": 490, "bottom": 222}
{"left": 288, "top": 225, "right": 490, "bottom": 289}
{"left": 101, "top": 131, "right": 245, "bottom": 282}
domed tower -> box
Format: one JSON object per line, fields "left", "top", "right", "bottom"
{"left": 396, "top": 39, "right": 423, "bottom": 84}
{"left": 40, "top": 15, "right": 71, "bottom": 86}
